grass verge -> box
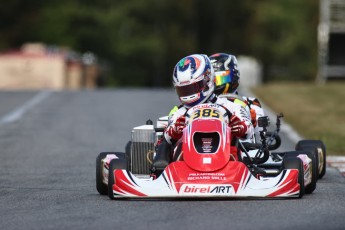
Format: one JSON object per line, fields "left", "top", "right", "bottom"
{"left": 251, "top": 82, "right": 345, "bottom": 156}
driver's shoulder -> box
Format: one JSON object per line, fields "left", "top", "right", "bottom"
{"left": 242, "top": 96, "right": 262, "bottom": 107}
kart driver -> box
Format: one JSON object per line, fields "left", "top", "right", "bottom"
{"left": 151, "top": 54, "right": 254, "bottom": 176}
{"left": 209, "top": 53, "right": 265, "bottom": 135}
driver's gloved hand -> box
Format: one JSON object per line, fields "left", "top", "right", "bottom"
{"left": 229, "top": 115, "right": 248, "bottom": 138}
{"left": 166, "top": 116, "right": 185, "bottom": 141}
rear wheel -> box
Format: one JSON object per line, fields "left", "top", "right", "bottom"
{"left": 296, "top": 140, "right": 326, "bottom": 179}
{"left": 108, "top": 158, "right": 128, "bottom": 200}
{"left": 96, "top": 152, "right": 127, "bottom": 195}
{"left": 283, "top": 157, "right": 305, "bottom": 198}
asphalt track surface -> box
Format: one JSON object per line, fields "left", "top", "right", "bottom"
{"left": 0, "top": 89, "right": 345, "bottom": 230}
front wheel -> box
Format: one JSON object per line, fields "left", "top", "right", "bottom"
{"left": 303, "top": 149, "right": 317, "bottom": 194}
{"left": 283, "top": 150, "right": 317, "bottom": 194}
{"left": 283, "top": 157, "right": 305, "bottom": 198}
{"left": 96, "top": 152, "right": 128, "bottom": 195}
{"left": 108, "top": 158, "right": 128, "bottom": 200}
{"left": 96, "top": 152, "right": 110, "bottom": 195}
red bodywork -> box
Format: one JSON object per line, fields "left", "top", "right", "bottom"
{"left": 110, "top": 108, "right": 301, "bottom": 198}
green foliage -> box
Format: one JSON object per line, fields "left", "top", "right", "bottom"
{"left": 249, "top": 0, "right": 318, "bottom": 81}
{"left": 0, "top": 0, "right": 319, "bottom": 86}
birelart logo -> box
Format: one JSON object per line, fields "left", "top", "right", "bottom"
{"left": 180, "top": 184, "right": 233, "bottom": 195}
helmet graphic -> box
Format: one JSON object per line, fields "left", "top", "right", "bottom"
{"left": 173, "top": 54, "right": 215, "bottom": 108}
{"left": 209, "top": 53, "right": 240, "bottom": 95}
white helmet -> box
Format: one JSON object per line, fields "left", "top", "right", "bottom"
{"left": 173, "top": 54, "right": 215, "bottom": 108}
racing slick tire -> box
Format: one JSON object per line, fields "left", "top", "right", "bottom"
{"left": 108, "top": 158, "right": 128, "bottom": 200}
{"left": 296, "top": 140, "right": 326, "bottom": 179}
{"left": 283, "top": 157, "right": 305, "bottom": 198}
{"left": 297, "top": 146, "right": 319, "bottom": 180}
{"left": 96, "top": 152, "right": 128, "bottom": 195}
{"left": 303, "top": 150, "right": 317, "bottom": 194}
{"left": 283, "top": 150, "right": 317, "bottom": 194}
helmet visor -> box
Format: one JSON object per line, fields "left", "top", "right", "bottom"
{"left": 214, "top": 70, "right": 232, "bottom": 86}
{"left": 175, "top": 80, "right": 207, "bottom": 97}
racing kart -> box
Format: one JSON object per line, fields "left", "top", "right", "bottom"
{"left": 96, "top": 103, "right": 309, "bottom": 199}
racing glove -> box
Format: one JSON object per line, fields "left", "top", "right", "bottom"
{"left": 166, "top": 116, "right": 186, "bottom": 141}
{"left": 229, "top": 114, "right": 248, "bottom": 138}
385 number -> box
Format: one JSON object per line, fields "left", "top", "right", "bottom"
{"left": 192, "top": 108, "right": 220, "bottom": 120}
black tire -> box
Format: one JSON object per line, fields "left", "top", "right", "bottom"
{"left": 285, "top": 148, "right": 319, "bottom": 178}
{"left": 96, "top": 152, "right": 110, "bottom": 195}
{"left": 303, "top": 149, "right": 317, "bottom": 194}
{"left": 108, "top": 158, "right": 128, "bottom": 200}
{"left": 283, "top": 150, "right": 318, "bottom": 193}
{"left": 296, "top": 140, "right": 326, "bottom": 179}
{"left": 283, "top": 157, "right": 305, "bottom": 198}
{"left": 300, "top": 147, "right": 319, "bottom": 180}
{"left": 96, "top": 152, "right": 128, "bottom": 195}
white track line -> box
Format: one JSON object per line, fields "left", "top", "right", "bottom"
{"left": 0, "top": 90, "right": 52, "bottom": 126}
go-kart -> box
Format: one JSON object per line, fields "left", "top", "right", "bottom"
{"left": 152, "top": 96, "right": 326, "bottom": 191}
{"left": 96, "top": 103, "right": 307, "bottom": 199}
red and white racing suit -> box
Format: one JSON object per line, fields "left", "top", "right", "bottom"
{"left": 242, "top": 96, "right": 265, "bottom": 133}
{"left": 164, "top": 95, "right": 254, "bottom": 145}
{"left": 219, "top": 94, "right": 265, "bottom": 140}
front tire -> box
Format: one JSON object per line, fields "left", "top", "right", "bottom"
{"left": 96, "top": 152, "right": 110, "bottom": 195}
{"left": 283, "top": 157, "right": 305, "bottom": 198}
{"left": 283, "top": 150, "right": 317, "bottom": 194}
{"left": 107, "top": 158, "right": 128, "bottom": 200}
{"left": 303, "top": 149, "right": 317, "bottom": 194}
{"left": 96, "top": 152, "right": 128, "bottom": 195}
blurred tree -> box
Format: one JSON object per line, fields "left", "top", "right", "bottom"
{"left": 0, "top": 0, "right": 319, "bottom": 86}
{"left": 248, "top": 0, "right": 318, "bottom": 81}
{"left": 0, "top": 0, "right": 46, "bottom": 49}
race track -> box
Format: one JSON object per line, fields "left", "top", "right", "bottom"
{"left": 0, "top": 89, "right": 345, "bottom": 230}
